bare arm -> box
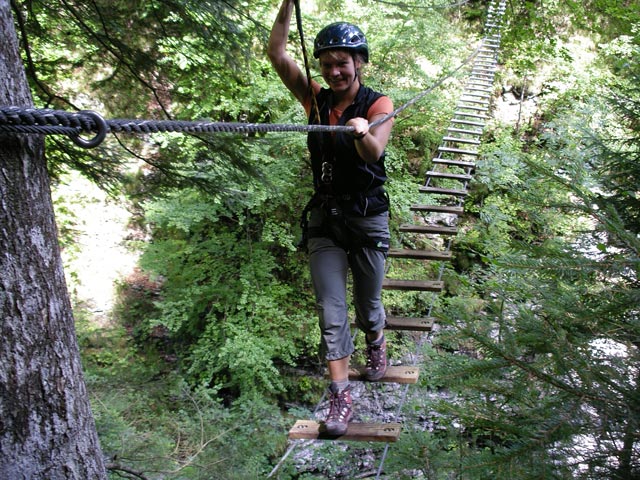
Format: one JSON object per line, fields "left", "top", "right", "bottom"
{"left": 347, "top": 113, "right": 394, "bottom": 164}
{"left": 267, "top": 0, "right": 309, "bottom": 104}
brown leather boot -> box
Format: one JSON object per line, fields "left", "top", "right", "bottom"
{"left": 324, "top": 384, "right": 353, "bottom": 435}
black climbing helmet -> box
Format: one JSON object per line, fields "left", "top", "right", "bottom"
{"left": 313, "top": 22, "right": 369, "bottom": 63}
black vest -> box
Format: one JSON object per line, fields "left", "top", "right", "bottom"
{"left": 307, "top": 85, "right": 388, "bottom": 215}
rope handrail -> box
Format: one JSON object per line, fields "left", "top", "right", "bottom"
{"left": 0, "top": 45, "right": 480, "bottom": 149}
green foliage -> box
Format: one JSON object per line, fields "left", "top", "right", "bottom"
{"left": 80, "top": 333, "right": 289, "bottom": 479}
{"left": 35, "top": 0, "right": 640, "bottom": 477}
{"left": 418, "top": 19, "right": 640, "bottom": 478}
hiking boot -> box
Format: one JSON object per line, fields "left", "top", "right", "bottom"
{"left": 365, "top": 335, "right": 387, "bottom": 381}
{"left": 324, "top": 384, "right": 353, "bottom": 435}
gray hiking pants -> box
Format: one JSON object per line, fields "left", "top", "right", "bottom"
{"left": 307, "top": 207, "right": 389, "bottom": 361}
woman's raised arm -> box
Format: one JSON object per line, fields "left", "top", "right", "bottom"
{"left": 267, "top": 0, "right": 310, "bottom": 104}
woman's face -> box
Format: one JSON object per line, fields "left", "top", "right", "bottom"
{"left": 318, "top": 50, "right": 360, "bottom": 94}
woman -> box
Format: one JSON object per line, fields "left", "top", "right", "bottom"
{"left": 268, "top": 0, "right": 394, "bottom": 435}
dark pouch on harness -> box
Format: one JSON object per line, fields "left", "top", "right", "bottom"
{"left": 342, "top": 187, "right": 389, "bottom": 217}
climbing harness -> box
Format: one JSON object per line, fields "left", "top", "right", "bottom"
{"left": 297, "top": 186, "right": 390, "bottom": 253}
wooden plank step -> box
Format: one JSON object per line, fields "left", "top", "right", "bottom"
{"left": 472, "top": 66, "right": 497, "bottom": 72}
{"left": 458, "top": 97, "right": 490, "bottom": 105}
{"left": 453, "top": 111, "right": 490, "bottom": 120}
{"left": 449, "top": 118, "right": 485, "bottom": 127}
{"left": 426, "top": 171, "right": 473, "bottom": 181}
{"left": 447, "top": 127, "right": 483, "bottom": 135}
{"left": 474, "top": 62, "right": 496, "bottom": 68}
{"left": 472, "top": 66, "right": 496, "bottom": 72}
{"left": 419, "top": 186, "right": 468, "bottom": 196}
{"left": 399, "top": 224, "right": 458, "bottom": 235}
{"left": 468, "top": 78, "right": 494, "bottom": 86}
{"left": 386, "top": 316, "right": 436, "bottom": 331}
{"left": 410, "top": 204, "right": 464, "bottom": 214}
{"left": 459, "top": 95, "right": 490, "bottom": 101}
{"left": 473, "top": 70, "right": 495, "bottom": 75}
{"left": 442, "top": 136, "right": 481, "bottom": 145}
{"left": 432, "top": 157, "right": 476, "bottom": 168}
{"left": 471, "top": 71, "right": 496, "bottom": 78}
{"left": 438, "top": 146, "right": 479, "bottom": 155}
{"left": 468, "top": 79, "right": 494, "bottom": 86}
{"left": 383, "top": 279, "right": 444, "bottom": 292}
{"left": 342, "top": 365, "right": 420, "bottom": 384}
{"left": 288, "top": 420, "right": 402, "bottom": 442}
{"left": 469, "top": 74, "right": 494, "bottom": 80}
{"left": 455, "top": 105, "right": 488, "bottom": 112}
{"left": 351, "top": 316, "right": 435, "bottom": 331}
{"left": 388, "top": 248, "right": 453, "bottom": 260}
{"left": 464, "top": 87, "right": 493, "bottom": 94}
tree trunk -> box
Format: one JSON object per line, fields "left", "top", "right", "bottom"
{"left": 0, "top": 1, "right": 107, "bottom": 478}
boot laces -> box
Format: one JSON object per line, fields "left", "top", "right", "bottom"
{"left": 327, "top": 386, "right": 351, "bottom": 422}
{"left": 366, "top": 342, "right": 385, "bottom": 371}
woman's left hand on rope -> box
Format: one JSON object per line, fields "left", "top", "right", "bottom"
{"left": 347, "top": 117, "right": 369, "bottom": 139}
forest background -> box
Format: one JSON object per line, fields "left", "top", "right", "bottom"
{"left": 5, "top": 0, "right": 639, "bottom": 478}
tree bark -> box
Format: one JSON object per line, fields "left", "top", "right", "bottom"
{"left": 0, "top": 1, "right": 107, "bottom": 478}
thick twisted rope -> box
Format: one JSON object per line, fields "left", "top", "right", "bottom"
{"left": 0, "top": 107, "right": 358, "bottom": 148}
{"left": 0, "top": 42, "right": 480, "bottom": 149}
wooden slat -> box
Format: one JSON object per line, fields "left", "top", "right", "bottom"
{"left": 382, "top": 279, "right": 444, "bottom": 292}
{"left": 437, "top": 146, "right": 479, "bottom": 155}
{"left": 459, "top": 95, "right": 490, "bottom": 103}
{"left": 447, "top": 127, "right": 483, "bottom": 135}
{"left": 399, "top": 224, "right": 458, "bottom": 235}
{"left": 455, "top": 104, "right": 489, "bottom": 112}
{"left": 288, "top": 420, "right": 402, "bottom": 442}
{"left": 450, "top": 117, "right": 486, "bottom": 127}
{"left": 463, "top": 86, "right": 492, "bottom": 93}
{"left": 472, "top": 66, "right": 497, "bottom": 73}
{"left": 326, "top": 366, "right": 420, "bottom": 384}
{"left": 431, "top": 157, "right": 476, "bottom": 168}
{"left": 453, "top": 111, "right": 490, "bottom": 120}
{"left": 388, "top": 248, "right": 452, "bottom": 261}
{"left": 410, "top": 204, "right": 464, "bottom": 214}
{"left": 426, "top": 171, "right": 473, "bottom": 181}
{"left": 468, "top": 76, "right": 493, "bottom": 83}
{"left": 463, "top": 87, "right": 492, "bottom": 95}
{"left": 350, "top": 316, "right": 435, "bottom": 331}
{"left": 386, "top": 316, "right": 436, "bottom": 331}
{"left": 419, "top": 186, "right": 468, "bottom": 196}
{"left": 442, "top": 136, "right": 481, "bottom": 145}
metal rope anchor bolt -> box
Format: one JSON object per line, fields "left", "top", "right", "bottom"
{"left": 69, "top": 110, "right": 109, "bottom": 149}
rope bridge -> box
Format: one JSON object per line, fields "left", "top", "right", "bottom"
{"left": 1, "top": 0, "right": 507, "bottom": 477}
